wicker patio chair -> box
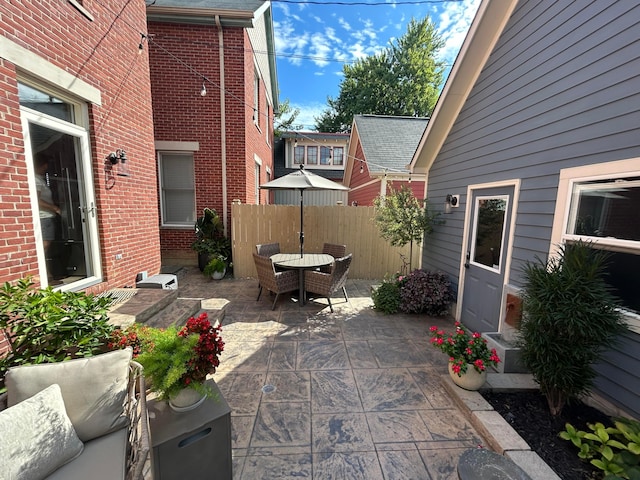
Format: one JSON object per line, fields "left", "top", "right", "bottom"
{"left": 320, "top": 243, "right": 347, "bottom": 273}
{"left": 256, "top": 243, "right": 280, "bottom": 257}
{"left": 304, "top": 253, "right": 352, "bottom": 312}
{"left": 253, "top": 253, "right": 299, "bottom": 310}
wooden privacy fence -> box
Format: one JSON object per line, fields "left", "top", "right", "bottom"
{"left": 231, "top": 204, "right": 421, "bottom": 279}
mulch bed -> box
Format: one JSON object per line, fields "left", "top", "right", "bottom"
{"left": 480, "top": 390, "right": 612, "bottom": 480}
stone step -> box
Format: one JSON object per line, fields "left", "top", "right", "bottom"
{"left": 108, "top": 288, "right": 178, "bottom": 328}
{"left": 142, "top": 298, "right": 202, "bottom": 329}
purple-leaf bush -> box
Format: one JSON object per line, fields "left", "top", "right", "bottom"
{"left": 399, "top": 269, "right": 454, "bottom": 315}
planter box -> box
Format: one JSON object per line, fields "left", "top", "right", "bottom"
{"left": 482, "top": 332, "right": 528, "bottom": 374}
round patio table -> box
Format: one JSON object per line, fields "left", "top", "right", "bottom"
{"left": 271, "top": 253, "right": 334, "bottom": 306}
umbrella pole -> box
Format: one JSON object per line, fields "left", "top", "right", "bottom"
{"left": 299, "top": 190, "right": 304, "bottom": 257}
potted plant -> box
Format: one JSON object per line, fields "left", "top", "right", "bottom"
{"left": 429, "top": 322, "right": 501, "bottom": 390}
{"left": 191, "top": 208, "right": 232, "bottom": 271}
{"left": 203, "top": 255, "right": 227, "bottom": 280}
{"left": 112, "top": 313, "right": 224, "bottom": 411}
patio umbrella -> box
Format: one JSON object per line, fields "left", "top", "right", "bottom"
{"left": 260, "top": 165, "right": 349, "bottom": 257}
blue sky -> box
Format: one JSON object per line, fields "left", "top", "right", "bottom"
{"left": 272, "top": 0, "right": 481, "bottom": 130}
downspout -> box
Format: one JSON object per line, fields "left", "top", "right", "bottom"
{"left": 216, "top": 15, "right": 229, "bottom": 237}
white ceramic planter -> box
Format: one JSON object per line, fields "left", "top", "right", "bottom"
{"left": 448, "top": 363, "right": 488, "bottom": 391}
{"left": 211, "top": 268, "right": 226, "bottom": 280}
{"left": 168, "top": 387, "right": 207, "bottom": 412}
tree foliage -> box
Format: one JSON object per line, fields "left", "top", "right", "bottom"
{"left": 373, "top": 186, "right": 440, "bottom": 268}
{"left": 315, "top": 17, "right": 445, "bottom": 132}
{"left": 274, "top": 98, "right": 301, "bottom": 137}
{"left": 517, "top": 242, "right": 627, "bottom": 416}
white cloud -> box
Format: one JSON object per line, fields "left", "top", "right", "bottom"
{"left": 291, "top": 101, "right": 328, "bottom": 130}
{"left": 309, "top": 32, "right": 332, "bottom": 68}
{"left": 435, "top": 0, "right": 481, "bottom": 64}
{"left": 338, "top": 17, "right": 351, "bottom": 31}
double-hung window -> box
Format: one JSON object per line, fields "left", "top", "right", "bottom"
{"left": 158, "top": 152, "right": 195, "bottom": 226}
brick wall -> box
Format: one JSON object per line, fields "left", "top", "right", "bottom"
{"left": 150, "top": 22, "right": 274, "bottom": 259}
{"left": 0, "top": 1, "right": 160, "bottom": 287}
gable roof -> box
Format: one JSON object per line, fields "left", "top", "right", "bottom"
{"left": 353, "top": 115, "right": 429, "bottom": 175}
{"left": 410, "top": 0, "right": 519, "bottom": 173}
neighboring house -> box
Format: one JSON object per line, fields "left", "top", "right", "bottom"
{"left": 411, "top": 0, "right": 640, "bottom": 418}
{"left": 344, "top": 115, "right": 428, "bottom": 206}
{"left": 147, "top": 0, "right": 278, "bottom": 262}
{"left": 272, "top": 131, "right": 349, "bottom": 205}
{"left": 0, "top": 1, "right": 159, "bottom": 296}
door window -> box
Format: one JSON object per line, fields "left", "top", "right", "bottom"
{"left": 470, "top": 196, "right": 508, "bottom": 271}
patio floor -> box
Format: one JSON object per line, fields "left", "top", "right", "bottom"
{"left": 140, "top": 267, "right": 485, "bottom": 479}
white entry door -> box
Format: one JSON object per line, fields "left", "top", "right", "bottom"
{"left": 460, "top": 186, "right": 514, "bottom": 333}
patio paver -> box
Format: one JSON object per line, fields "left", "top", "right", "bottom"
{"left": 139, "top": 267, "right": 545, "bottom": 479}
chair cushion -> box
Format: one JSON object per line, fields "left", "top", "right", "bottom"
{"left": 6, "top": 348, "right": 132, "bottom": 442}
{"left": 0, "top": 383, "right": 84, "bottom": 480}
{"left": 46, "top": 427, "right": 127, "bottom": 480}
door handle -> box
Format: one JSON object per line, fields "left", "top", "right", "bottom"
{"left": 464, "top": 251, "right": 470, "bottom": 269}
{"left": 79, "top": 202, "right": 96, "bottom": 219}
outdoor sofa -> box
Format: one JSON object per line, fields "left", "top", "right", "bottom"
{"left": 0, "top": 348, "right": 150, "bottom": 480}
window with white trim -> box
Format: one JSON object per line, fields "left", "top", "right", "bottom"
{"left": 333, "top": 147, "right": 344, "bottom": 166}
{"left": 563, "top": 177, "right": 640, "bottom": 314}
{"left": 253, "top": 71, "right": 260, "bottom": 127}
{"left": 553, "top": 160, "right": 640, "bottom": 334}
{"left": 158, "top": 152, "right": 195, "bottom": 226}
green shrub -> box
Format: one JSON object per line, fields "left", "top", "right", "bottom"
{"left": 0, "top": 278, "right": 115, "bottom": 391}
{"left": 372, "top": 277, "right": 401, "bottom": 314}
{"left": 517, "top": 241, "right": 627, "bottom": 416}
{"left": 560, "top": 417, "right": 640, "bottom": 479}
{"left": 373, "top": 269, "right": 454, "bottom": 316}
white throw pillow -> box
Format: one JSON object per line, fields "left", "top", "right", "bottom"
{"left": 0, "top": 384, "right": 84, "bottom": 480}
{"left": 5, "top": 348, "right": 133, "bottom": 442}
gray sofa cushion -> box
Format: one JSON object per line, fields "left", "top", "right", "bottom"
{"left": 0, "top": 384, "right": 84, "bottom": 480}
{"left": 6, "top": 348, "right": 133, "bottom": 442}
{"left": 46, "top": 427, "right": 127, "bottom": 480}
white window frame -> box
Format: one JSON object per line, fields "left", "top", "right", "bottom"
{"left": 157, "top": 149, "right": 197, "bottom": 228}
{"left": 253, "top": 70, "right": 260, "bottom": 128}
{"left": 254, "top": 155, "right": 262, "bottom": 205}
{"left": 550, "top": 158, "right": 640, "bottom": 334}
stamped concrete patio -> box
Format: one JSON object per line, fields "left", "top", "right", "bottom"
{"left": 140, "top": 267, "right": 481, "bottom": 479}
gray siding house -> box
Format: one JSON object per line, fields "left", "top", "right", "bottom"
{"left": 411, "top": 0, "right": 640, "bottom": 418}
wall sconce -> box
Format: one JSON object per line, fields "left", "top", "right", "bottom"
{"left": 445, "top": 194, "right": 459, "bottom": 214}
{"left": 107, "top": 149, "right": 130, "bottom": 177}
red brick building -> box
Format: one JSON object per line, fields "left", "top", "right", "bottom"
{"left": 344, "top": 115, "right": 428, "bottom": 206}
{"left": 147, "top": 1, "right": 278, "bottom": 263}
{"left": 0, "top": 0, "right": 159, "bottom": 295}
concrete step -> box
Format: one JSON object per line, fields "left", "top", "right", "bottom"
{"left": 108, "top": 288, "right": 178, "bottom": 328}
{"left": 142, "top": 298, "right": 202, "bottom": 329}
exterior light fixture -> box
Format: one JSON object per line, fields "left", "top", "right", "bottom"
{"left": 445, "top": 194, "right": 459, "bottom": 214}
{"left": 107, "top": 149, "right": 130, "bottom": 177}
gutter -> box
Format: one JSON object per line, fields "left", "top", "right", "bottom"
{"left": 216, "top": 15, "right": 229, "bottom": 238}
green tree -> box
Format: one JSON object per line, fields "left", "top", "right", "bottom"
{"left": 373, "top": 186, "right": 440, "bottom": 270}
{"left": 274, "top": 98, "right": 301, "bottom": 137}
{"left": 315, "top": 17, "right": 444, "bottom": 132}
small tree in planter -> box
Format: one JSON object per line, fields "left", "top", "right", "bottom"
{"left": 517, "top": 241, "right": 626, "bottom": 416}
